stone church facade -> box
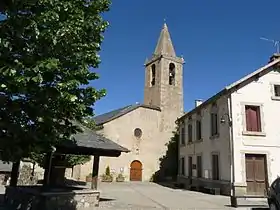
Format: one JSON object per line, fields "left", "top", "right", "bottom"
{"left": 76, "top": 23, "right": 184, "bottom": 181}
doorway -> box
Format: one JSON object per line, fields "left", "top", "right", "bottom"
{"left": 245, "top": 154, "right": 268, "bottom": 195}
{"left": 130, "top": 160, "right": 142, "bottom": 181}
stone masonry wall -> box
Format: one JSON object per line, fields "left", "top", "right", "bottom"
{"left": 5, "top": 186, "right": 100, "bottom": 210}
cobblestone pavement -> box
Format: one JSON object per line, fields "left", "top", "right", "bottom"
{"left": 95, "top": 182, "right": 269, "bottom": 210}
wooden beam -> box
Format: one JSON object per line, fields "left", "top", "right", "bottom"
{"left": 43, "top": 152, "right": 53, "bottom": 187}
{"left": 10, "top": 161, "right": 20, "bottom": 187}
{"left": 91, "top": 155, "right": 100, "bottom": 190}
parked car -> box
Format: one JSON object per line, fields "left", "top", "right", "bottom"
{"left": 267, "top": 177, "right": 280, "bottom": 210}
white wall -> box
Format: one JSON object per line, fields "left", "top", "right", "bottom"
{"left": 179, "top": 95, "right": 231, "bottom": 181}
{"left": 231, "top": 68, "right": 280, "bottom": 186}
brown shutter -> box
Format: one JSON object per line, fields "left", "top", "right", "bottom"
{"left": 251, "top": 108, "right": 258, "bottom": 132}
{"left": 245, "top": 107, "right": 251, "bottom": 131}
{"left": 247, "top": 106, "right": 261, "bottom": 132}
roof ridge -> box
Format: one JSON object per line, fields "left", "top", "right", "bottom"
{"left": 178, "top": 58, "right": 280, "bottom": 121}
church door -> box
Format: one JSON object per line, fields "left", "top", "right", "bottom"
{"left": 130, "top": 160, "right": 142, "bottom": 181}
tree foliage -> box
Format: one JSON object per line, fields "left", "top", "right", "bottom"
{"left": 30, "top": 152, "right": 91, "bottom": 168}
{"left": 0, "top": 0, "right": 111, "bottom": 161}
{"left": 152, "top": 126, "right": 179, "bottom": 182}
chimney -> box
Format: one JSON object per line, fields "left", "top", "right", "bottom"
{"left": 195, "top": 99, "right": 203, "bottom": 107}
{"left": 269, "top": 53, "right": 280, "bottom": 63}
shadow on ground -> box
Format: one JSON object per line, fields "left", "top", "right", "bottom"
{"left": 225, "top": 204, "right": 268, "bottom": 209}
{"left": 225, "top": 205, "right": 269, "bottom": 210}
{"left": 99, "top": 198, "right": 115, "bottom": 202}
{"left": 37, "top": 178, "right": 87, "bottom": 186}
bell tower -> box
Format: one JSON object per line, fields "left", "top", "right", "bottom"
{"left": 144, "top": 23, "right": 184, "bottom": 128}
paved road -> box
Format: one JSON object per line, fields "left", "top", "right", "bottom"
{"left": 0, "top": 183, "right": 269, "bottom": 210}
{"left": 96, "top": 182, "right": 269, "bottom": 210}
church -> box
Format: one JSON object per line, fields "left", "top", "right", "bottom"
{"left": 77, "top": 23, "right": 185, "bottom": 181}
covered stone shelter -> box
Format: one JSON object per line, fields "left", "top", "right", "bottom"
{"left": 5, "top": 124, "right": 129, "bottom": 210}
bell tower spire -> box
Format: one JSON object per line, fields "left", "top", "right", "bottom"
{"left": 154, "top": 23, "right": 176, "bottom": 57}
{"left": 143, "top": 23, "right": 184, "bottom": 125}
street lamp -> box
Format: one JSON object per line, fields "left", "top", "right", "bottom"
{"left": 220, "top": 113, "right": 232, "bottom": 126}
{"left": 220, "top": 113, "right": 236, "bottom": 207}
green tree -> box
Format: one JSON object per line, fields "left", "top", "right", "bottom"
{"left": 0, "top": 0, "right": 111, "bottom": 162}
{"left": 152, "top": 126, "right": 179, "bottom": 182}
{"left": 30, "top": 152, "right": 91, "bottom": 168}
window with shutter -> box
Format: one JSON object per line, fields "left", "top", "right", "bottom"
{"left": 274, "top": 85, "right": 280, "bottom": 97}
{"left": 245, "top": 105, "right": 261, "bottom": 132}
{"left": 188, "top": 156, "right": 192, "bottom": 178}
{"left": 180, "top": 157, "right": 185, "bottom": 175}
{"left": 188, "top": 124, "right": 192, "bottom": 143}
{"left": 212, "top": 154, "right": 219, "bottom": 180}
{"left": 197, "top": 156, "right": 202, "bottom": 178}
{"left": 181, "top": 126, "right": 185, "bottom": 145}
{"left": 211, "top": 113, "right": 218, "bottom": 136}
{"left": 196, "top": 120, "right": 202, "bottom": 140}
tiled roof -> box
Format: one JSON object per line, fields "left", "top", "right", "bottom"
{"left": 68, "top": 125, "right": 130, "bottom": 153}
{"left": 94, "top": 104, "right": 160, "bottom": 125}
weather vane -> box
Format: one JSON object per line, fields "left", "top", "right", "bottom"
{"left": 260, "top": 37, "right": 280, "bottom": 54}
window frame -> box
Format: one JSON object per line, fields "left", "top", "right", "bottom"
{"left": 168, "top": 63, "right": 176, "bottom": 86}
{"left": 188, "top": 156, "right": 193, "bottom": 178}
{"left": 211, "top": 152, "right": 220, "bottom": 181}
{"left": 271, "top": 82, "right": 280, "bottom": 101}
{"left": 196, "top": 155, "right": 202, "bottom": 178}
{"left": 188, "top": 123, "right": 193, "bottom": 143}
{"left": 196, "top": 120, "right": 202, "bottom": 141}
{"left": 210, "top": 112, "right": 219, "bottom": 138}
{"left": 245, "top": 105, "right": 261, "bottom": 132}
{"left": 180, "top": 156, "right": 185, "bottom": 176}
{"left": 180, "top": 125, "right": 186, "bottom": 146}
{"left": 241, "top": 102, "right": 266, "bottom": 136}
{"left": 150, "top": 64, "right": 156, "bottom": 86}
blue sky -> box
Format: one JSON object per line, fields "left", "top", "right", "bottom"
{"left": 2, "top": 1, "right": 280, "bottom": 116}
{"left": 93, "top": 0, "right": 280, "bottom": 115}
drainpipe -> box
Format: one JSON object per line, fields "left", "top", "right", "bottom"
{"left": 228, "top": 95, "right": 236, "bottom": 207}
{"left": 221, "top": 95, "right": 235, "bottom": 206}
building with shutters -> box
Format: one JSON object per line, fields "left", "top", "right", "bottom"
{"left": 177, "top": 54, "right": 280, "bottom": 196}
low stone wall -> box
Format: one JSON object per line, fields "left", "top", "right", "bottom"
{"left": 5, "top": 186, "right": 100, "bottom": 210}
{"left": 177, "top": 175, "right": 231, "bottom": 195}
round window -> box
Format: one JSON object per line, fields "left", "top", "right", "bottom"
{"left": 134, "top": 128, "right": 142, "bottom": 138}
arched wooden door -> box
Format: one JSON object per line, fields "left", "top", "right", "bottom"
{"left": 130, "top": 160, "right": 142, "bottom": 181}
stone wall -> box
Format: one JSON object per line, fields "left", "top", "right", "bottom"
{"left": 177, "top": 175, "right": 231, "bottom": 196}
{"left": 0, "top": 173, "right": 10, "bottom": 185}
{"left": 5, "top": 186, "right": 100, "bottom": 210}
